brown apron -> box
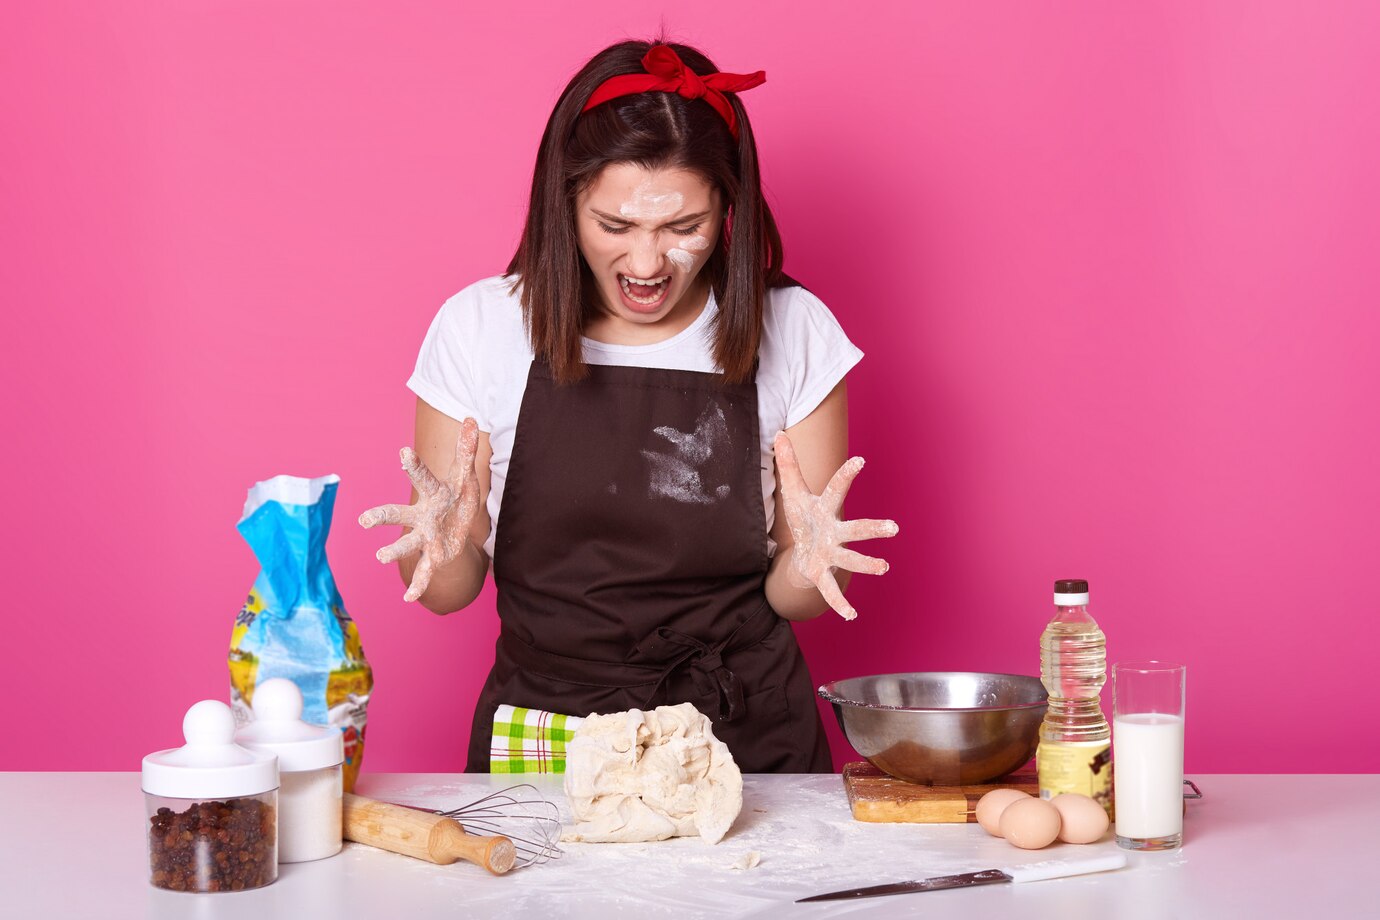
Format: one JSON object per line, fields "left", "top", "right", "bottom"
{"left": 465, "top": 359, "right": 832, "bottom": 773}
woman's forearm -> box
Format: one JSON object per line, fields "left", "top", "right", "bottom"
{"left": 764, "top": 545, "right": 853, "bottom": 622}
{"left": 399, "top": 538, "right": 490, "bottom": 614}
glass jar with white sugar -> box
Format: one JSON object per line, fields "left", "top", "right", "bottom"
{"left": 235, "top": 678, "right": 344, "bottom": 863}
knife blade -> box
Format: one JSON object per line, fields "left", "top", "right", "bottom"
{"left": 796, "top": 851, "right": 1128, "bottom": 902}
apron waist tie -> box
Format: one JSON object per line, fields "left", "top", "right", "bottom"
{"left": 636, "top": 628, "right": 745, "bottom": 722}
{"left": 497, "top": 602, "right": 779, "bottom": 723}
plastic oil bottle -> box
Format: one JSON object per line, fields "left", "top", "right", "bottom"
{"left": 1036, "top": 578, "right": 1112, "bottom": 815}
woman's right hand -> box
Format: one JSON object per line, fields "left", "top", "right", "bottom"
{"left": 359, "top": 417, "right": 482, "bottom": 602}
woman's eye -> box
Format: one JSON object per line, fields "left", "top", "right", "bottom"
{"left": 596, "top": 221, "right": 702, "bottom": 236}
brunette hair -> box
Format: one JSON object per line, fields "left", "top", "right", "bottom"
{"left": 505, "top": 39, "right": 792, "bottom": 385}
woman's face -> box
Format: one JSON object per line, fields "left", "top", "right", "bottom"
{"left": 575, "top": 163, "right": 723, "bottom": 331}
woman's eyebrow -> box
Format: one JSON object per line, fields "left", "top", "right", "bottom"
{"left": 590, "top": 208, "right": 711, "bottom": 225}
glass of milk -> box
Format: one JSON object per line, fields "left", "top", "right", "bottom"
{"left": 1112, "top": 661, "right": 1186, "bottom": 850}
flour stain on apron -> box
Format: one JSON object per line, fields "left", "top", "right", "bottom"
{"left": 641, "top": 401, "right": 733, "bottom": 504}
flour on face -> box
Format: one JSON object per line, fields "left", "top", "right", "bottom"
{"left": 641, "top": 402, "right": 732, "bottom": 504}
{"left": 666, "top": 247, "right": 697, "bottom": 270}
{"left": 619, "top": 181, "right": 684, "bottom": 222}
{"left": 666, "top": 233, "right": 711, "bottom": 272}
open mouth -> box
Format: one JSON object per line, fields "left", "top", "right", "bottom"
{"left": 618, "top": 273, "right": 671, "bottom": 306}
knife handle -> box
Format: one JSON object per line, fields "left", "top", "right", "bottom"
{"left": 1003, "top": 852, "right": 1128, "bottom": 883}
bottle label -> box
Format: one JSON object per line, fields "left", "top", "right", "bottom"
{"left": 1037, "top": 740, "right": 1113, "bottom": 814}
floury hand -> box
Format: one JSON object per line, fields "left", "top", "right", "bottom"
{"left": 359, "top": 417, "right": 482, "bottom": 602}
{"left": 774, "top": 432, "right": 898, "bottom": 621}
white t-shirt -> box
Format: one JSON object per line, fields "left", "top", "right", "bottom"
{"left": 407, "top": 275, "right": 863, "bottom": 559}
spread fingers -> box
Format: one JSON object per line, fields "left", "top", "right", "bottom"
{"left": 832, "top": 547, "right": 890, "bottom": 576}
{"left": 773, "top": 432, "right": 811, "bottom": 496}
{"left": 376, "top": 530, "right": 424, "bottom": 565}
{"left": 838, "top": 518, "right": 900, "bottom": 542}
{"left": 448, "top": 418, "right": 480, "bottom": 487}
{"left": 401, "top": 447, "right": 442, "bottom": 498}
{"left": 359, "top": 503, "right": 417, "bottom": 529}
{"left": 403, "top": 553, "right": 434, "bottom": 603}
{"left": 820, "top": 457, "right": 865, "bottom": 514}
{"left": 817, "top": 570, "right": 858, "bottom": 621}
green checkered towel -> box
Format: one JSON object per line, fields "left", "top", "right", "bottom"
{"left": 490, "top": 704, "right": 586, "bottom": 774}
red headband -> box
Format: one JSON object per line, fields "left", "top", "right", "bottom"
{"left": 580, "top": 45, "right": 766, "bottom": 140}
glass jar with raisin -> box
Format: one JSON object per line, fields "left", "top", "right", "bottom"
{"left": 142, "top": 700, "right": 279, "bottom": 892}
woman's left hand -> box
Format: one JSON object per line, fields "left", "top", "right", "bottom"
{"left": 775, "top": 432, "right": 899, "bottom": 621}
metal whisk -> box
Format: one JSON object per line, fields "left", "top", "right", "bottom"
{"left": 437, "top": 784, "right": 564, "bottom": 868}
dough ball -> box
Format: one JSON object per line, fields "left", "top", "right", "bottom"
{"left": 562, "top": 704, "right": 743, "bottom": 845}
{"left": 998, "top": 797, "right": 1062, "bottom": 850}
{"left": 1050, "top": 793, "right": 1109, "bottom": 844}
{"left": 975, "top": 788, "right": 1031, "bottom": 837}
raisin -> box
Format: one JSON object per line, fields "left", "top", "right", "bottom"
{"left": 148, "top": 797, "right": 275, "bottom": 892}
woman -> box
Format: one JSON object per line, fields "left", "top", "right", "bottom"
{"left": 360, "top": 40, "right": 898, "bottom": 773}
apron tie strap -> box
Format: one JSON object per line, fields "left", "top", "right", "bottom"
{"left": 636, "top": 628, "right": 746, "bottom": 723}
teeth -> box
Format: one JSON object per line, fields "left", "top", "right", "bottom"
{"left": 619, "top": 274, "right": 670, "bottom": 305}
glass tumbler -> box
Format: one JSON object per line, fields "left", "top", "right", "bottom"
{"left": 1112, "top": 661, "right": 1186, "bottom": 850}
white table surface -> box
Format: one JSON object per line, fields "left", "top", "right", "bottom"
{"left": 1, "top": 771, "right": 1371, "bottom": 918}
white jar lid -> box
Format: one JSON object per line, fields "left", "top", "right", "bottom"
{"left": 143, "top": 700, "right": 278, "bottom": 798}
{"left": 235, "top": 678, "right": 344, "bottom": 772}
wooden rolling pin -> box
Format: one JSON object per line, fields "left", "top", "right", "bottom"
{"left": 343, "top": 793, "right": 517, "bottom": 875}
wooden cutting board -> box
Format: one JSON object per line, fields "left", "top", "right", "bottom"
{"left": 842, "top": 761, "right": 1039, "bottom": 823}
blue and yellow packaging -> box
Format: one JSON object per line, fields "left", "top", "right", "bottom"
{"left": 229, "top": 474, "right": 373, "bottom": 792}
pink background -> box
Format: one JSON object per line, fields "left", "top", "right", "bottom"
{"left": 4, "top": 1, "right": 1376, "bottom": 774}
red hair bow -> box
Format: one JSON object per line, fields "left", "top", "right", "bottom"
{"left": 581, "top": 45, "right": 766, "bottom": 140}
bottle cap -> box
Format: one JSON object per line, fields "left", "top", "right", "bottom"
{"left": 142, "top": 700, "right": 279, "bottom": 798}
{"left": 1054, "top": 578, "right": 1090, "bottom": 606}
{"left": 235, "top": 678, "right": 345, "bottom": 772}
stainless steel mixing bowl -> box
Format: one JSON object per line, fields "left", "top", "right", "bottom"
{"left": 818, "top": 672, "right": 1049, "bottom": 785}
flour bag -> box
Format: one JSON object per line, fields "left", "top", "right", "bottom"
{"left": 229, "top": 474, "right": 373, "bottom": 791}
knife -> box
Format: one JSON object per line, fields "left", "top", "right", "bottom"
{"left": 797, "top": 851, "right": 1128, "bottom": 902}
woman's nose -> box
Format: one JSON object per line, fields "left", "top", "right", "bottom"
{"left": 625, "top": 233, "right": 666, "bottom": 278}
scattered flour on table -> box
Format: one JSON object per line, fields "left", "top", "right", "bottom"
{"left": 730, "top": 850, "right": 761, "bottom": 870}
{"left": 344, "top": 774, "right": 1132, "bottom": 914}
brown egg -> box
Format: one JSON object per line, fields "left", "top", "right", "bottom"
{"left": 975, "top": 789, "right": 1031, "bottom": 836}
{"left": 1050, "top": 793, "right": 1110, "bottom": 844}
{"left": 998, "top": 797, "right": 1062, "bottom": 849}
